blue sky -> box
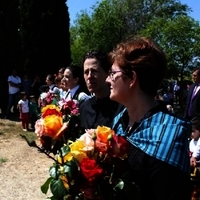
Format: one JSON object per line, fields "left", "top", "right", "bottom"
{"left": 67, "top": 0, "right": 200, "bottom": 25}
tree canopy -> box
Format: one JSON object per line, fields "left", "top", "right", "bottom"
{"left": 140, "top": 15, "right": 200, "bottom": 81}
{"left": 70, "top": 0, "right": 200, "bottom": 81}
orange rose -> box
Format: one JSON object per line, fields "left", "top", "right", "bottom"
{"left": 96, "top": 126, "right": 115, "bottom": 143}
{"left": 43, "top": 115, "right": 63, "bottom": 138}
{"left": 42, "top": 105, "right": 62, "bottom": 118}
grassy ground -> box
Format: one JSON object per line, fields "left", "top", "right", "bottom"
{"left": 0, "top": 118, "right": 53, "bottom": 199}
{"left": 0, "top": 118, "right": 37, "bottom": 163}
{"left": 0, "top": 118, "right": 37, "bottom": 138}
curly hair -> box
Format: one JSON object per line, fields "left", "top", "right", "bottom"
{"left": 109, "top": 36, "right": 167, "bottom": 96}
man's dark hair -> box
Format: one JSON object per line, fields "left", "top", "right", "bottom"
{"left": 82, "top": 50, "right": 111, "bottom": 73}
{"left": 192, "top": 67, "right": 200, "bottom": 76}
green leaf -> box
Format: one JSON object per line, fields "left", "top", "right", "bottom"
{"left": 47, "top": 196, "right": 58, "bottom": 200}
{"left": 61, "top": 145, "right": 70, "bottom": 157}
{"left": 114, "top": 179, "right": 141, "bottom": 200}
{"left": 46, "top": 196, "right": 57, "bottom": 200}
{"left": 115, "top": 180, "right": 124, "bottom": 190}
{"left": 41, "top": 177, "right": 53, "bottom": 194}
{"left": 49, "top": 165, "right": 60, "bottom": 179}
{"left": 50, "top": 179, "right": 66, "bottom": 199}
{"left": 64, "top": 159, "right": 79, "bottom": 179}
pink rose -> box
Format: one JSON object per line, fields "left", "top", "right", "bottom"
{"left": 80, "top": 130, "right": 107, "bottom": 150}
{"left": 35, "top": 118, "right": 45, "bottom": 137}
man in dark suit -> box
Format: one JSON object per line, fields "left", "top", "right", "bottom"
{"left": 79, "top": 50, "right": 123, "bottom": 129}
{"left": 184, "top": 67, "right": 200, "bottom": 120}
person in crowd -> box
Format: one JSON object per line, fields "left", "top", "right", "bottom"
{"left": 106, "top": 36, "right": 191, "bottom": 200}
{"left": 5, "top": 69, "right": 22, "bottom": 119}
{"left": 62, "top": 65, "right": 90, "bottom": 103}
{"left": 49, "top": 75, "right": 62, "bottom": 95}
{"left": 190, "top": 117, "right": 200, "bottom": 166}
{"left": 37, "top": 74, "right": 58, "bottom": 109}
{"left": 162, "top": 88, "right": 174, "bottom": 106}
{"left": 45, "top": 74, "right": 57, "bottom": 91}
{"left": 31, "top": 74, "right": 43, "bottom": 100}
{"left": 21, "top": 73, "right": 32, "bottom": 97}
{"left": 29, "top": 95, "right": 39, "bottom": 130}
{"left": 18, "top": 92, "right": 29, "bottom": 131}
{"left": 184, "top": 67, "right": 200, "bottom": 120}
{"left": 80, "top": 50, "right": 123, "bottom": 129}
{"left": 189, "top": 117, "right": 200, "bottom": 200}
{"left": 173, "top": 81, "right": 180, "bottom": 103}
{"left": 59, "top": 75, "right": 69, "bottom": 100}
{"left": 57, "top": 67, "right": 66, "bottom": 78}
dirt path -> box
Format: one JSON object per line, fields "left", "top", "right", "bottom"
{"left": 0, "top": 136, "right": 53, "bottom": 200}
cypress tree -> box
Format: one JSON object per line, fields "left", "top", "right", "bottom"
{"left": 20, "top": 0, "right": 71, "bottom": 78}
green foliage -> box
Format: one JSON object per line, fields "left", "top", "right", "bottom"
{"left": 50, "top": 179, "right": 66, "bottom": 199}
{"left": 0, "top": 157, "right": 8, "bottom": 164}
{"left": 114, "top": 179, "right": 141, "bottom": 199}
{"left": 41, "top": 177, "right": 54, "bottom": 194}
{"left": 70, "top": 0, "right": 192, "bottom": 66}
{"left": 50, "top": 165, "right": 60, "bottom": 179}
{"left": 60, "top": 145, "right": 71, "bottom": 157}
{"left": 140, "top": 15, "right": 200, "bottom": 80}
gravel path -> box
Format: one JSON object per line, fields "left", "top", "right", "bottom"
{"left": 0, "top": 137, "right": 53, "bottom": 200}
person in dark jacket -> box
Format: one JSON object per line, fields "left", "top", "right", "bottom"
{"left": 80, "top": 50, "right": 123, "bottom": 129}
{"left": 184, "top": 67, "right": 200, "bottom": 120}
{"left": 106, "top": 36, "right": 191, "bottom": 200}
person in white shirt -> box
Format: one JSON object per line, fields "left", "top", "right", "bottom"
{"left": 62, "top": 65, "right": 91, "bottom": 104}
{"left": 5, "top": 69, "right": 21, "bottom": 118}
{"left": 18, "top": 92, "right": 29, "bottom": 131}
{"left": 190, "top": 117, "right": 200, "bottom": 166}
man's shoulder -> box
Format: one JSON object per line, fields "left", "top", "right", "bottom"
{"left": 8, "top": 75, "right": 21, "bottom": 81}
{"left": 79, "top": 96, "right": 95, "bottom": 109}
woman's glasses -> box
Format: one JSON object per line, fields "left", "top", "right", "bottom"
{"left": 108, "top": 70, "right": 125, "bottom": 80}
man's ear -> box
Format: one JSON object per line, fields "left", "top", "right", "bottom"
{"left": 74, "top": 77, "right": 79, "bottom": 84}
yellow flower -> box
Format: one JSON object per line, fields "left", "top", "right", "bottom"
{"left": 69, "top": 140, "right": 88, "bottom": 162}
{"left": 70, "top": 140, "right": 86, "bottom": 151}
{"left": 57, "top": 153, "right": 73, "bottom": 164}
{"left": 96, "top": 125, "right": 115, "bottom": 143}
{"left": 70, "top": 150, "right": 87, "bottom": 162}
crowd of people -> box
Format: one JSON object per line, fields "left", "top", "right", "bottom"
{"left": 3, "top": 36, "right": 200, "bottom": 199}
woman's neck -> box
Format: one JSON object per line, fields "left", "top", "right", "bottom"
{"left": 126, "top": 94, "right": 158, "bottom": 126}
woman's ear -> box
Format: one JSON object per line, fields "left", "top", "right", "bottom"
{"left": 129, "top": 71, "right": 137, "bottom": 88}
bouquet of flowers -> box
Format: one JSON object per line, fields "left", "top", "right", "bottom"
{"left": 39, "top": 91, "right": 60, "bottom": 108}
{"left": 40, "top": 125, "right": 141, "bottom": 200}
{"left": 35, "top": 99, "right": 82, "bottom": 153}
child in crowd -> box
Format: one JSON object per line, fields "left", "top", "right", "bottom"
{"left": 190, "top": 117, "right": 200, "bottom": 166}
{"left": 29, "top": 95, "right": 39, "bottom": 130}
{"left": 190, "top": 117, "right": 200, "bottom": 200}
{"left": 18, "top": 92, "right": 29, "bottom": 131}
{"left": 49, "top": 75, "right": 62, "bottom": 95}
